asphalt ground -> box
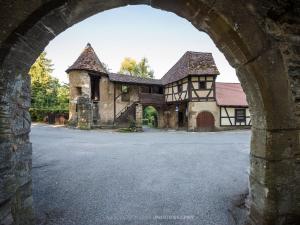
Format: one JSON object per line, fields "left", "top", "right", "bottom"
{"left": 31, "top": 124, "right": 250, "bottom": 225}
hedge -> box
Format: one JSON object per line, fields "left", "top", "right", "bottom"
{"left": 30, "top": 108, "right": 69, "bottom": 122}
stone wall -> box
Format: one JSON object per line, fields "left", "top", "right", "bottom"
{"left": 115, "top": 83, "right": 140, "bottom": 128}
{"left": 68, "top": 71, "right": 91, "bottom": 125}
{"left": 115, "top": 83, "right": 140, "bottom": 115}
{"left": 135, "top": 103, "right": 143, "bottom": 131}
{"left": 99, "top": 76, "right": 114, "bottom": 125}
{"left": 159, "top": 105, "right": 178, "bottom": 129}
{"left": 76, "top": 96, "right": 92, "bottom": 129}
{"left": 187, "top": 101, "right": 220, "bottom": 131}
{"left": 0, "top": 1, "right": 300, "bottom": 225}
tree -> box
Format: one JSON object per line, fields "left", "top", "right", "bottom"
{"left": 57, "top": 83, "right": 70, "bottom": 109}
{"left": 143, "top": 106, "right": 158, "bottom": 127}
{"left": 119, "top": 57, "right": 154, "bottom": 78}
{"left": 119, "top": 57, "right": 138, "bottom": 75}
{"left": 136, "top": 57, "right": 154, "bottom": 78}
{"left": 29, "top": 52, "right": 69, "bottom": 110}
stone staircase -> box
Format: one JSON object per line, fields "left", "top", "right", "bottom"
{"left": 114, "top": 101, "right": 138, "bottom": 126}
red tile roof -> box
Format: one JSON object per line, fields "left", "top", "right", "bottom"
{"left": 215, "top": 82, "right": 248, "bottom": 107}
{"left": 66, "top": 43, "right": 108, "bottom": 74}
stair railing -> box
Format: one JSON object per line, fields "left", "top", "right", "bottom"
{"left": 115, "top": 101, "right": 138, "bottom": 120}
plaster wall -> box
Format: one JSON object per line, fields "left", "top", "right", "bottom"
{"left": 164, "top": 78, "right": 189, "bottom": 102}
{"left": 115, "top": 83, "right": 140, "bottom": 116}
{"left": 220, "top": 106, "right": 251, "bottom": 126}
{"left": 99, "top": 76, "right": 114, "bottom": 125}
{"left": 191, "top": 76, "right": 214, "bottom": 98}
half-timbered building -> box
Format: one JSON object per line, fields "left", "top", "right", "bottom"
{"left": 67, "top": 43, "right": 251, "bottom": 131}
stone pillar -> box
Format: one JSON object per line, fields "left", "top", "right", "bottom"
{"left": 157, "top": 108, "right": 164, "bottom": 128}
{"left": 76, "top": 96, "right": 92, "bottom": 129}
{"left": 248, "top": 128, "right": 300, "bottom": 225}
{"left": 135, "top": 103, "right": 143, "bottom": 131}
{"left": 0, "top": 71, "right": 34, "bottom": 225}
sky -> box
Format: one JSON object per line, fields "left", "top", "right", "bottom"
{"left": 45, "top": 5, "right": 238, "bottom": 84}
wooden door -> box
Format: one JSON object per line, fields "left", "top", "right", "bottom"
{"left": 196, "top": 111, "right": 215, "bottom": 131}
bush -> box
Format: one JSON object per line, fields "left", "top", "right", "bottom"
{"left": 30, "top": 108, "right": 68, "bottom": 123}
{"left": 129, "top": 118, "right": 136, "bottom": 131}
{"left": 143, "top": 106, "right": 158, "bottom": 127}
{"left": 142, "top": 118, "right": 149, "bottom": 125}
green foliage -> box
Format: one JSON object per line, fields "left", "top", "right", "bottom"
{"left": 129, "top": 118, "right": 136, "bottom": 130}
{"left": 118, "top": 127, "right": 134, "bottom": 133}
{"left": 29, "top": 108, "right": 68, "bottom": 122}
{"left": 29, "top": 52, "right": 69, "bottom": 121}
{"left": 137, "top": 58, "right": 154, "bottom": 78}
{"left": 119, "top": 57, "right": 137, "bottom": 75}
{"left": 118, "top": 118, "right": 137, "bottom": 132}
{"left": 142, "top": 118, "right": 149, "bottom": 125}
{"left": 143, "top": 106, "right": 158, "bottom": 127}
{"left": 119, "top": 57, "right": 154, "bottom": 78}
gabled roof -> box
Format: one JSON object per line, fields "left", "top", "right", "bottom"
{"left": 215, "top": 83, "right": 248, "bottom": 107}
{"left": 66, "top": 43, "right": 108, "bottom": 74}
{"left": 109, "top": 73, "right": 162, "bottom": 85}
{"left": 161, "top": 51, "right": 220, "bottom": 85}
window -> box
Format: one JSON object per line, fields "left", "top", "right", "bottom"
{"left": 158, "top": 87, "right": 164, "bottom": 94}
{"left": 177, "top": 83, "right": 183, "bottom": 92}
{"left": 90, "top": 76, "right": 100, "bottom": 101}
{"left": 121, "top": 85, "right": 130, "bottom": 101}
{"left": 121, "top": 85, "right": 128, "bottom": 93}
{"left": 75, "top": 87, "right": 82, "bottom": 96}
{"left": 199, "top": 81, "right": 206, "bottom": 89}
{"left": 151, "top": 86, "right": 164, "bottom": 94}
{"left": 235, "top": 109, "right": 246, "bottom": 123}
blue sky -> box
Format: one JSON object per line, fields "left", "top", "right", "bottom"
{"left": 45, "top": 5, "right": 238, "bottom": 83}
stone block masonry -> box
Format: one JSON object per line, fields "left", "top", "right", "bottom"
{"left": 0, "top": 0, "right": 300, "bottom": 225}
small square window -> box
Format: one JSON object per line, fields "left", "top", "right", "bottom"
{"left": 76, "top": 87, "right": 82, "bottom": 96}
{"left": 235, "top": 109, "right": 246, "bottom": 123}
{"left": 199, "top": 81, "right": 206, "bottom": 89}
{"left": 121, "top": 85, "right": 130, "bottom": 101}
{"left": 122, "top": 85, "right": 128, "bottom": 93}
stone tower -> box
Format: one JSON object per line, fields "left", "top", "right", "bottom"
{"left": 66, "top": 43, "right": 108, "bottom": 129}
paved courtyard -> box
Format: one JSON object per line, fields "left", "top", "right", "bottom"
{"left": 31, "top": 124, "right": 250, "bottom": 225}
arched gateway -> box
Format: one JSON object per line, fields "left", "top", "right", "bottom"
{"left": 197, "top": 111, "right": 215, "bottom": 131}
{"left": 0, "top": 1, "right": 299, "bottom": 225}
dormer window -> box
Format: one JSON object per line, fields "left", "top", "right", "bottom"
{"left": 199, "top": 81, "right": 206, "bottom": 89}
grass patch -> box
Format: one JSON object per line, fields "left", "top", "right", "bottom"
{"left": 117, "top": 127, "right": 137, "bottom": 133}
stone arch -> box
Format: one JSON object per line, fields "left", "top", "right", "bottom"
{"left": 0, "top": 1, "right": 299, "bottom": 224}
{"left": 196, "top": 111, "right": 215, "bottom": 131}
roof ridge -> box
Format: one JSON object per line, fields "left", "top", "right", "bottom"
{"left": 110, "top": 73, "right": 160, "bottom": 81}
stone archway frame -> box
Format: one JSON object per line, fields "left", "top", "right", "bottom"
{"left": 0, "top": 1, "right": 299, "bottom": 224}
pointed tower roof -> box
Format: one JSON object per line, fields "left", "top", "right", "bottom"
{"left": 66, "top": 43, "right": 108, "bottom": 74}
